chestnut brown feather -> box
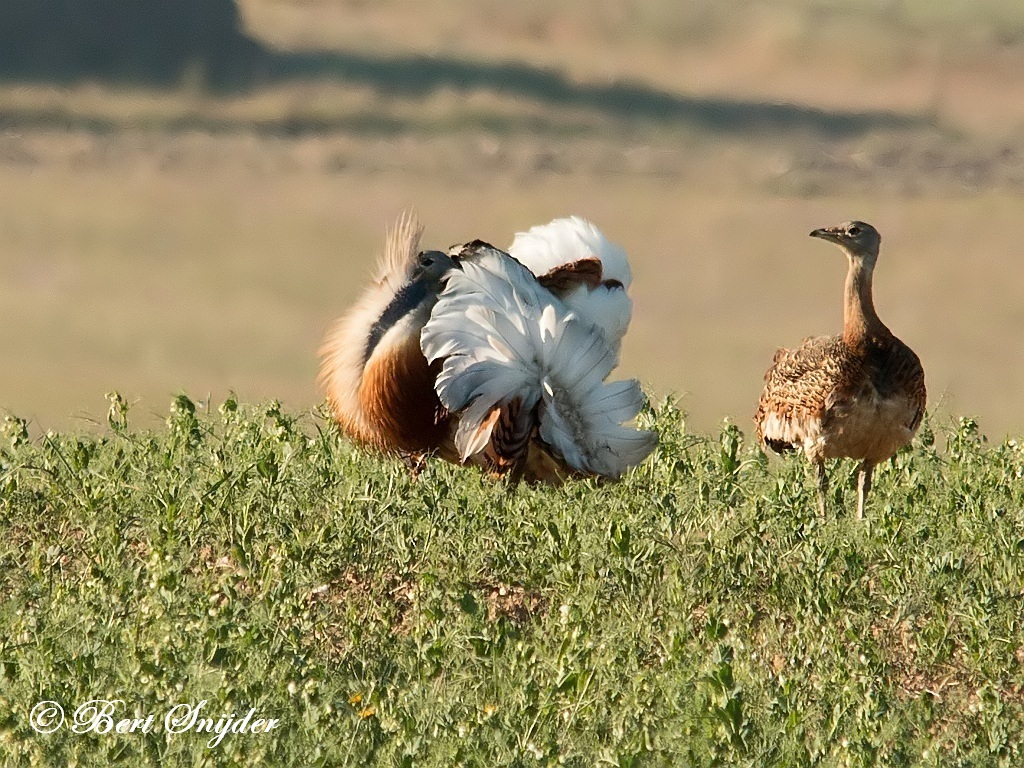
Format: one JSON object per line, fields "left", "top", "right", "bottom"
{"left": 536, "top": 258, "right": 604, "bottom": 295}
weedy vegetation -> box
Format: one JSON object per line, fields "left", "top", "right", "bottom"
{"left": 1, "top": 394, "right": 1023, "bottom": 766}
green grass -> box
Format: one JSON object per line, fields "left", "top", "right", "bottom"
{"left": 2, "top": 395, "right": 1023, "bottom": 766}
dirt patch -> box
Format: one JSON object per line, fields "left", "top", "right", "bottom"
{"left": 479, "top": 581, "right": 547, "bottom": 625}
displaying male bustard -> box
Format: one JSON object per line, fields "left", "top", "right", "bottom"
{"left": 754, "top": 221, "right": 926, "bottom": 518}
{"left": 318, "top": 213, "right": 657, "bottom": 483}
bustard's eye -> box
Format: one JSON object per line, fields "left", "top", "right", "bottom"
{"left": 419, "top": 255, "right": 433, "bottom": 267}
{"left": 847, "top": 225, "right": 861, "bottom": 237}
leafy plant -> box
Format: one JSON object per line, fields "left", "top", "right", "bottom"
{"left": 0, "top": 398, "right": 1022, "bottom": 765}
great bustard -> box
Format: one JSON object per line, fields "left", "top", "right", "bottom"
{"left": 319, "top": 213, "right": 657, "bottom": 483}
{"left": 754, "top": 221, "right": 926, "bottom": 519}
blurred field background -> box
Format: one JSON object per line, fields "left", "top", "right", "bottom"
{"left": 2, "top": 0, "right": 1024, "bottom": 436}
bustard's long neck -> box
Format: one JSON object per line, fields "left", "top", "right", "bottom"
{"left": 843, "top": 255, "right": 890, "bottom": 346}
{"left": 363, "top": 279, "right": 431, "bottom": 365}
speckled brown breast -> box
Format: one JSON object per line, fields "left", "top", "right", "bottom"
{"left": 755, "top": 332, "right": 925, "bottom": 463}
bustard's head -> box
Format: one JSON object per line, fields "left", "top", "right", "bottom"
{"left": 410, "top": 249, "right": 457, "bottom": 291}
{"left": 810, "top": 221, "right": 881, "bottom": 264}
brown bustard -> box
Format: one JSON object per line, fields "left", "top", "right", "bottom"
{"left": 754, "top": 221, "right": 926, "bottom": 519}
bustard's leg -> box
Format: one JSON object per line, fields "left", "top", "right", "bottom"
{"left": 815, "top": 460, "right": 828, "bottom": 516}
{"left": 856, "top": 460, "right": 875, "bottom": 520}
{"left": 504, "top": 455, "right": 527, "bottom": 495}
{"left": 399, "top": 451, "right": 428, "bottom": 479}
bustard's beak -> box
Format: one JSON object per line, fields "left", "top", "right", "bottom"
{"left": 810, "top": 227, "right": 842, "bottom": 244}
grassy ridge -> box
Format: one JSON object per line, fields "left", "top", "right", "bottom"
{"left": 1, "top": 396, "right": 1023, "bottom": 766}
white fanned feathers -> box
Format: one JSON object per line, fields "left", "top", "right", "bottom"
{"left": 421, "top": 242, "right": 656, "bottom": 479}
{"left": 509, "top": 215, "right": 633, "bottom": 355}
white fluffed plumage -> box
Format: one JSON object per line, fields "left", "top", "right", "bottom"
{"left": 508, "top": 216, "right": 633, "bottom": 356}
{"left": 420, "top": 243, "right": 656, "bottom": 479}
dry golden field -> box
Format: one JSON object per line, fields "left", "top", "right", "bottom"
{"left": 2, "top": 0, "right": 1024, "bottom": 436}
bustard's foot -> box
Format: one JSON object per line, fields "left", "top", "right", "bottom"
{"left": 399, "top": 451, "right": 428, "bottom": 479}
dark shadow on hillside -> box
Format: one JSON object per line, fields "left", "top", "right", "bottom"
{"left": 0, "top": 0, "right": 926, "bottom": 139}
{"left": 261, "top": 49, "right": 924, "bottom": 138}
{"left": 0, "top": 106, "right": 591, "bottom": 140}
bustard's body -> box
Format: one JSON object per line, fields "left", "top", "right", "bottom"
{"left": 319, "top": 214, "right": 656, "bottom": 483}
{"left": 754, "top": 221, "right": 926, "bottom": 518}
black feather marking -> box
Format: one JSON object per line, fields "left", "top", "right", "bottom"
{"left": 364, "top": 279, "right": 429, "bottom": 365}
{"left": 765, "top": 438, "right": 796, "bottom": 454}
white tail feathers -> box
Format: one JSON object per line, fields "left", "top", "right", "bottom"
{"left": 509, "top": 215, "right": 632, "bottom": 287}
{"left": 420, "top": 245, "right": 656, "bottom": 479}
{"left": 508, "top": 216, "right": 634, "bottom": 354}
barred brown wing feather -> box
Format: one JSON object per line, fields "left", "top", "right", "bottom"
{"left": 755, "top": 336, "right": 848, "bottom": 450}
{"left": 536, "top": 258, "right": 604, "bottom": 296}
{"left": 482, "top": 397, "right": 535, "bottom": 472}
